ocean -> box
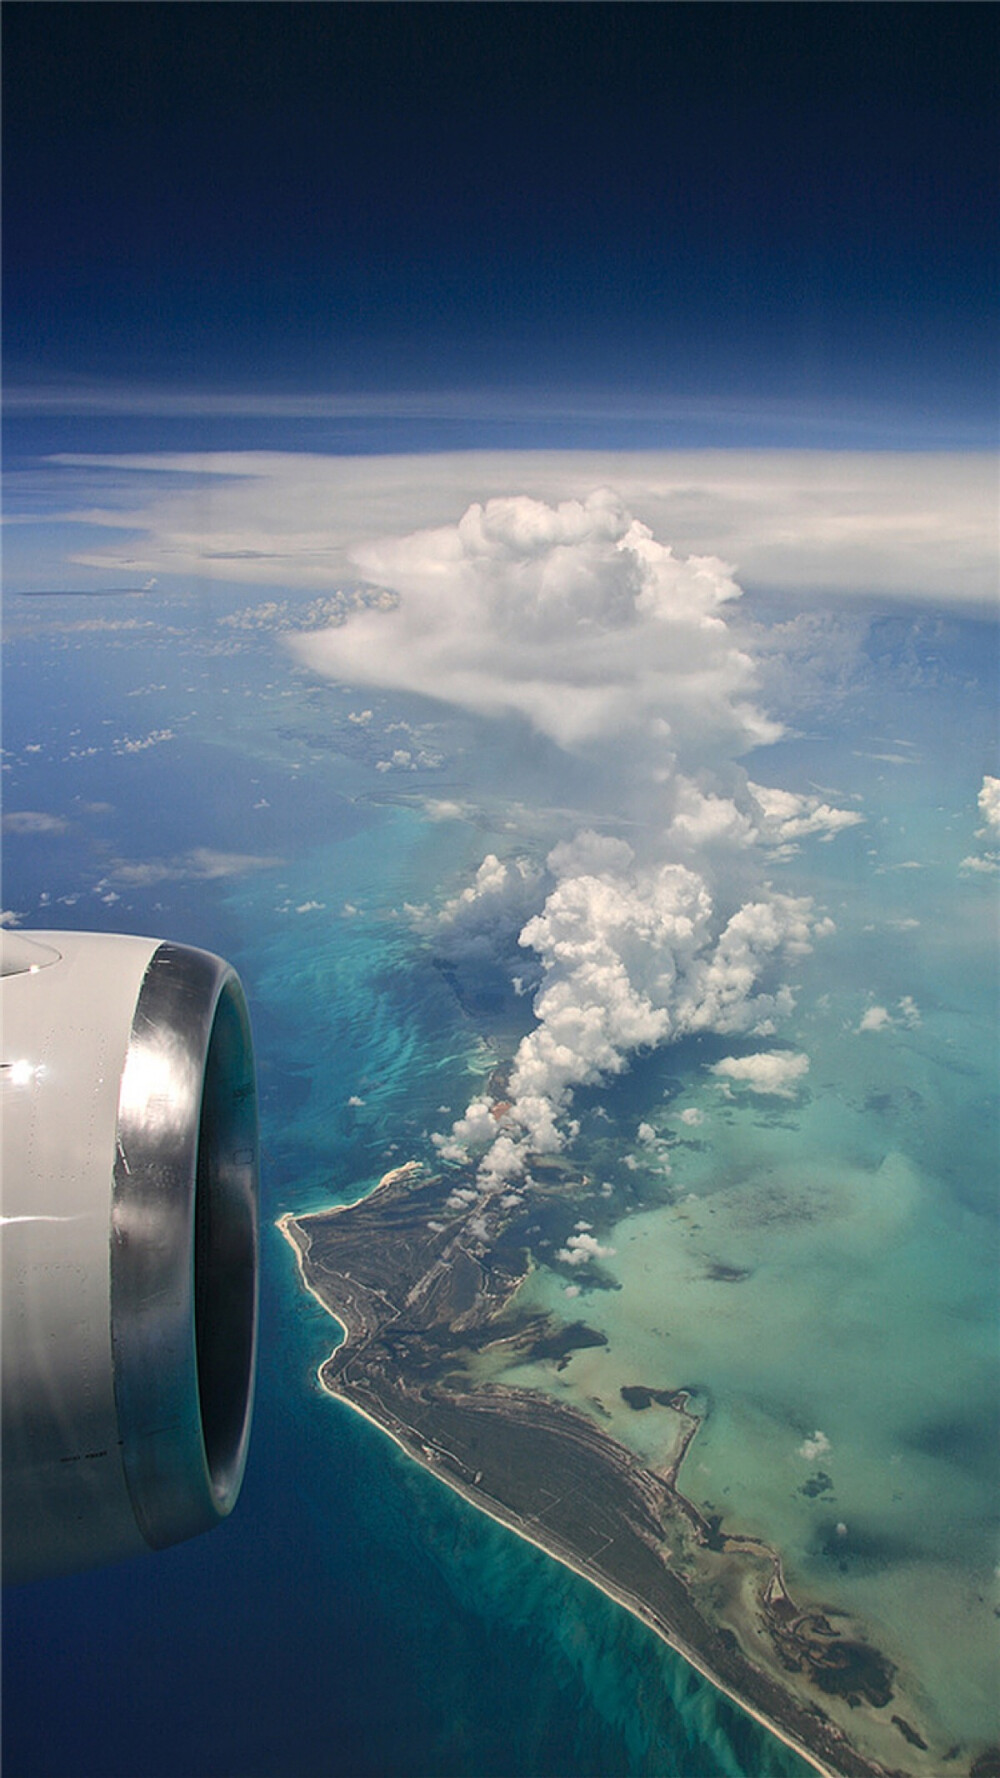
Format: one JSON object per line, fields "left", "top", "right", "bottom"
{"left": 1, "top": 578, "right": 995, "bottom": 1776}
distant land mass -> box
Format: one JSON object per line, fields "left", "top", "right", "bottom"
{"left": 280, "top": 1155, "right": 992, "bottom": 1778}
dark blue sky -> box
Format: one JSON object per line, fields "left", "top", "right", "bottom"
{"left": 3, "top": 3, "right": 997, "bottom": 449}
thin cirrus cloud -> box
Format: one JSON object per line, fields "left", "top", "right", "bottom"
{"left": 2, "top": 810, "right": 70, "bottom": 836}
{"left": 6, "top": 380, "right": 984, "bottom": 448}
{"left": 33, "top": 447, "right": 997, "bottom": 608}
{"left": 100, "top": 847, "right": 282, "bottom": 889}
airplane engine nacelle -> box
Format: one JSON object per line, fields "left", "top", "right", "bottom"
{"left": 1, "top": 931, "right": 259, "bottom": 1583}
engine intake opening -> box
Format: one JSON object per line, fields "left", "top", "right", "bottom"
{"left": 194, "top": 977, "right": 258, "bottom": 1507}
{"left": 111, "top": 943, "right": 259, "bottom": 1551}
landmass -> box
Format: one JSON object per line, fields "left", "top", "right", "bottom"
{"left": 279, "top": 1158, "right": 995, "bottom": 1778}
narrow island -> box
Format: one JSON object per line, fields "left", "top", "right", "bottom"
{"left": 279, "top": 1159, "right": 995, "bottom": 1778}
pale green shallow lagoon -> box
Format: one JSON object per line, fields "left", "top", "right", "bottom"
{"left": 501, "top": 1102, "right": 999, "bottom": 1751}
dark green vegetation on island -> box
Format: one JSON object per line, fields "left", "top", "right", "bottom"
{"left": 281, "top": 1162, "right": 989, "bottom": 1778}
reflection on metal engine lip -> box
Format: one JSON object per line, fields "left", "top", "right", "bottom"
{"left": 111, "top": 942, "right": 259, "bottom": 1550}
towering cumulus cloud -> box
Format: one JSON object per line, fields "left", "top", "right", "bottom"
{"left": 292, "top": 488, "right": 779, "bottom": 759}
{"left": 435, "top": 838, "right": 827, "bottom": 1182}
{"left": 295, "top": 489, "right": 845, "bottom": 1184}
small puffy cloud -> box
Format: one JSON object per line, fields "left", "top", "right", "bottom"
{"left": 434, "top": 1137, "right": 469, "bottom": 1164}
{"left": 556, "top": 1231, "right": 616, "bottom": 1266}
{"left": 748, "top": 782, "right": 864, "bottom": 846}
{"left": 709, "top": 1051, "right": 810, "bottom": 1098}
{"left": 347, "top": 1095, "right": 365, "bottom": 1107}
{"left": 3, "top": 810, "right": 69, "bottom": 835}
{"left": 978, "top": 776, "right": 1000, "bottom": 836}
{"left": 446, "top": 1097, "right": 502, "bottom": 1149}
{"left": 962, "top": 776, "right": 1000, "bottom": 874}
{"left": 858, "top": 997, "right": 921, "bottom": 1033}
{"left": 295, "top": 899, "right": 325, "bottom": 913}
{"left": 679, "top": 1107, "right": 704, "bottom": 1126}
{"left": 661, "top": 777, "right": 861, "bottom": 863}
{"left": 111, "top": 727, "right": 175, "bottom": 755}
{"left": 478, "top": 1131, "right": 535, "bottom": 1187}
{"left": 446, "top": 1186, "right": 479, "bottom": 1210}
{"left": 798, "top": 1431, "right": 832, "bottom": 1462}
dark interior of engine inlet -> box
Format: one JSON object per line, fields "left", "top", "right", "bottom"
{"left": 193, "top": 979, "right": 258, "bottom": 1505}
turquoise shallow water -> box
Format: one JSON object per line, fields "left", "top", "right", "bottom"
{"left": 2, "top": 592, "right": 996, "bottom": 1775}
{"left": 490, "top": 623, "right": 1000, "bottom": 1760}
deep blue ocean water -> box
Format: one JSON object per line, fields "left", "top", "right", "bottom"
{"left": 3, "top": 582, "right": 995, "bottom": 1776}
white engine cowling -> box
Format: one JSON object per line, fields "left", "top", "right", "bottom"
{"left": 1, "top": 930, "right": 259, "bottom": 1583}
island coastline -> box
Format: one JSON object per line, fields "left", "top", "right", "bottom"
{"left": 277, "top": 1163, "right": 991, "bottom": 1778}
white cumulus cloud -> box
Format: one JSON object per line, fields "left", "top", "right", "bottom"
{"left": 291, "top": 489, "right": 777, "bottom": 760}
{"left": 798, "top": 1431, "right": 832, "bottom": 1462}
{"left": 556, "top": 1231, "right": 616, "bottom": 1267}
{"left": 978, "top": 776, "right": 1000, "bottom": 837}
{"left": 858, "top": 997, "right": 921, "bottom": 1033}
{"left": 438, "top": 836, "right": 827, "bottom": 1179}
{"left": 709, "top": 1051, "right": 810, "bottom": 1098}
{"left": 748, "top": 782, "right": 864, "bottom": 846}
